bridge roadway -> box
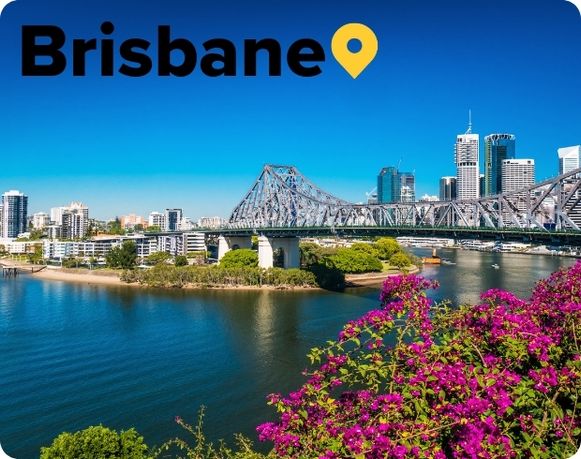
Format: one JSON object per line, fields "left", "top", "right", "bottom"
{"left": 203, "top": 226, "right": 581, "bottom": 245}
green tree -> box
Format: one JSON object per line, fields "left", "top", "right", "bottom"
{"left": 27, "top": 245, "right": 45, "bottom": 265}
{"left": 374, "top": 237, "right": 401, "bottom": 260}
{"left": 220, "top": 249, "right": 258, "bottom": 268}
{"left": 107, "top": 218, "right": 126, "bottom": 236}
{"left": 146, "top": 252, "right": 171, "bottom": 266}
{"left": 309, "top": 263, "right": 346, "bottom": 291}
{"left": 389, "top": 251, "right": 412, "bottom": 269}
{"left": 174, "top": 255, "right": 189, "bottom": 267}
{"left": 40, "top": 425, "right": 149, "bottom": 459}
{"left": 28, "top": 228, "right": 45, "bottom": 241}
{"left": 106, "top": 241, "right": 137, "bottom": 269}
{"left": 299, "top": 242, "right": 336, "bottom": 268}
{"left": 350, "top": 242, "right": 380, "bottom": 258}
{"left": 62, "top": 257, "right": 82, "bottom": 269}
{"left": 328, "top": 248, "right": 382, "bottom": 274}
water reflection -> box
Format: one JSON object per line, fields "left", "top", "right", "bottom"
{"left": 0, "top": 251, "right": 577, "bottom": 458}
{"left": 411, "top": 248, "right": 575, "bottom": 305}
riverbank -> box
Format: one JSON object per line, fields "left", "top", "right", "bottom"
{"left": 345, "top": 265, "right": 420, "bottom": 286}
{"left": 28, "top": 266, "right": 419, "bottom": 290}
{"left": 33, "top": 267, "right": 126, "bottom": 286}
{"left": 31, "top": 267, "right": 319, "bottom": 291}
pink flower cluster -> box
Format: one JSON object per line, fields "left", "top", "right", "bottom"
{"left": 257, "top": 262, "right": 581, "bottom": 458}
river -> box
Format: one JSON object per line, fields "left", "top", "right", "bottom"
{"left": 0, "top": 249, "right": 577, "bottom": 458}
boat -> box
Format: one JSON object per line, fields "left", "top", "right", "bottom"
{"left": 491, "top": 264, "right": 500, "bottom": 269}
{"left": 441, "top": 259, "right": 456, "bottom": 266}
{"left": 422, "top": 248, "right": 442, "bottom": 265}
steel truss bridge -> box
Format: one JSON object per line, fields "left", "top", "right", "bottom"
{"left": 224, "top": 165, "right": 581, "bottom": 244}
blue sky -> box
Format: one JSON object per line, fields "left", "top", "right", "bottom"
{"left": 0, "top": 0, "right": 580, "bottom": 220}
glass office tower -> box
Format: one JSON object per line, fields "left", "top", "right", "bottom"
{"left": 484, "top": 134, "right": 516, "bottom": 196}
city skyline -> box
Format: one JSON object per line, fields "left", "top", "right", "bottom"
{"left": 1, "top": 0, "right": 581, "bottom": 219}
{"left": 2, "top": 134, "right": 579, "bottom": 225}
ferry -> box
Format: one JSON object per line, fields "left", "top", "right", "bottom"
{"left": 422, "top": 248, "right": 442, "bottom": 265}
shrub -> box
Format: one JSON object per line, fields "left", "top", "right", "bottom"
{"left": 328, "top": 248, "right": 383, "bottom": 274}
{"left": 220, "top": 249, "right": 258, "bottom": 268}
{"left": 124, "top": 265, "right": 318, "bottom": 289}
{"left": 62, "top": 257, "right": 82, "bottom": 269}
{"left": 175, "top": 255, "right": 189, "bottom": 267}
{"left": 389, "top": 251, "right": 412, "bottom": 269}
{"left": 374, "top": 237, "right": 401, "bottom": 260}
{"left": 156, "top": 407, "right": 268, "bottom": 459}
{"left": 40, "top": 425, "right": 149, "bottom": 459}
{"left": 146, "top": 252, "right": 171, "bottom": 266}
{"left": 350, "top": 242, "right": 380, "bottom": 259}
{"left": 258, "top": 262, "right": 581, "bottom": 458}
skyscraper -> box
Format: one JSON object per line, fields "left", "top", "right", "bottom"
{"left": 502, "top": 159, "right": 535, "bottom": 213}
{"left": 484, "top": 134, "right": 516, "bottom": 195}
{"left": 399, "top": 172, "right": 416, "bottom": 202}
{"left": 377, "top": 167, "right": 415, "bottom": 203}
{"left": 439, "top": 176, "right": 457, "bottom": 201}
{"left": 377, "top": 167, "right": 398, "bottom": 203}
{"left": 455, "top": 115, "right": 480, "bottom": 200}
{"left": 558, "top": 146, "right": 580, "bottom": 175}
{"left": 502, "top": 159, "right": 535, "bottom": 192}
{"left": 1, "top": 190, "right": 28, "bottom": 238}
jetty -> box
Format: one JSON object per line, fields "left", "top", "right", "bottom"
{"left": 1, "top": 262, "right": 47, "bottom": 278}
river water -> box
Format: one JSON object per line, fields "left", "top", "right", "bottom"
{"left": 0, "top": 249, "right": 577, "bottom": 458}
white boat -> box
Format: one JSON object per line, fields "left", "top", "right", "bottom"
{"left": 491, "top": 264, "right": 500, "bottom": 269}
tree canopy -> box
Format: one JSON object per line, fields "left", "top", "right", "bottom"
{"left": 106, "top": 241, "right": 137, "bottom": 269}
{"left": 327, "top": 248, "right": 383, "bottom": 274}
{"left": 40, "top": 425, "right": 149, "bottom": 459}
{"left": 220, "top": 248, "right": 259, "bottom": 268}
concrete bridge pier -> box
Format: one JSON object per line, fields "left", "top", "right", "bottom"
{"left": 217, "top": 236, "right": 253, "bottom": 261}
{"left": 258, "top": 236, "right": 300, "bottom": 269}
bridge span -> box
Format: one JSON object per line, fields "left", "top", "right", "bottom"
{"left": 206, "top": 165, "right": 581, "bottom": 268}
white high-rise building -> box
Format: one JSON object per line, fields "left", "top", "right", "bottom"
{"left": 50, "top": 207, "right": 67, "bottom": 225}
{"left": 558, "top": 146, "right": 580, "bottom": 175}
{"left": 61, "top": 202, "right": 89, "bottom": 240}
{"left": 502, "top": 159, "right": 535, "bottom": 192}
{"left": 455, "top": 116, "right": 480, "bottom": 200}
{"left": 32, "top": 212, "right": 50, "bottom": 229}
{"left": 502, "top": 159, "right": 535, "bottom": 215}
{"left": 148, "top": 212, "right": 166, "bottom": 230}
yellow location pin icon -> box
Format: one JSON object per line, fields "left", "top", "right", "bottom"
{"left": 332, "top": 23, "right": 378, "bottom": 79}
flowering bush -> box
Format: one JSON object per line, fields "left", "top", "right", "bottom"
{"left": 258, "top": 262, "right": 581, "bottom": 458}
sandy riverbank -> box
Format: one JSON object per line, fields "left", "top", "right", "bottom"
{"left": 33, "top": 268, "right": 127, "bottom": 286}
{"left": 345, "top": 265, "right": 420, "bottom": 286}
